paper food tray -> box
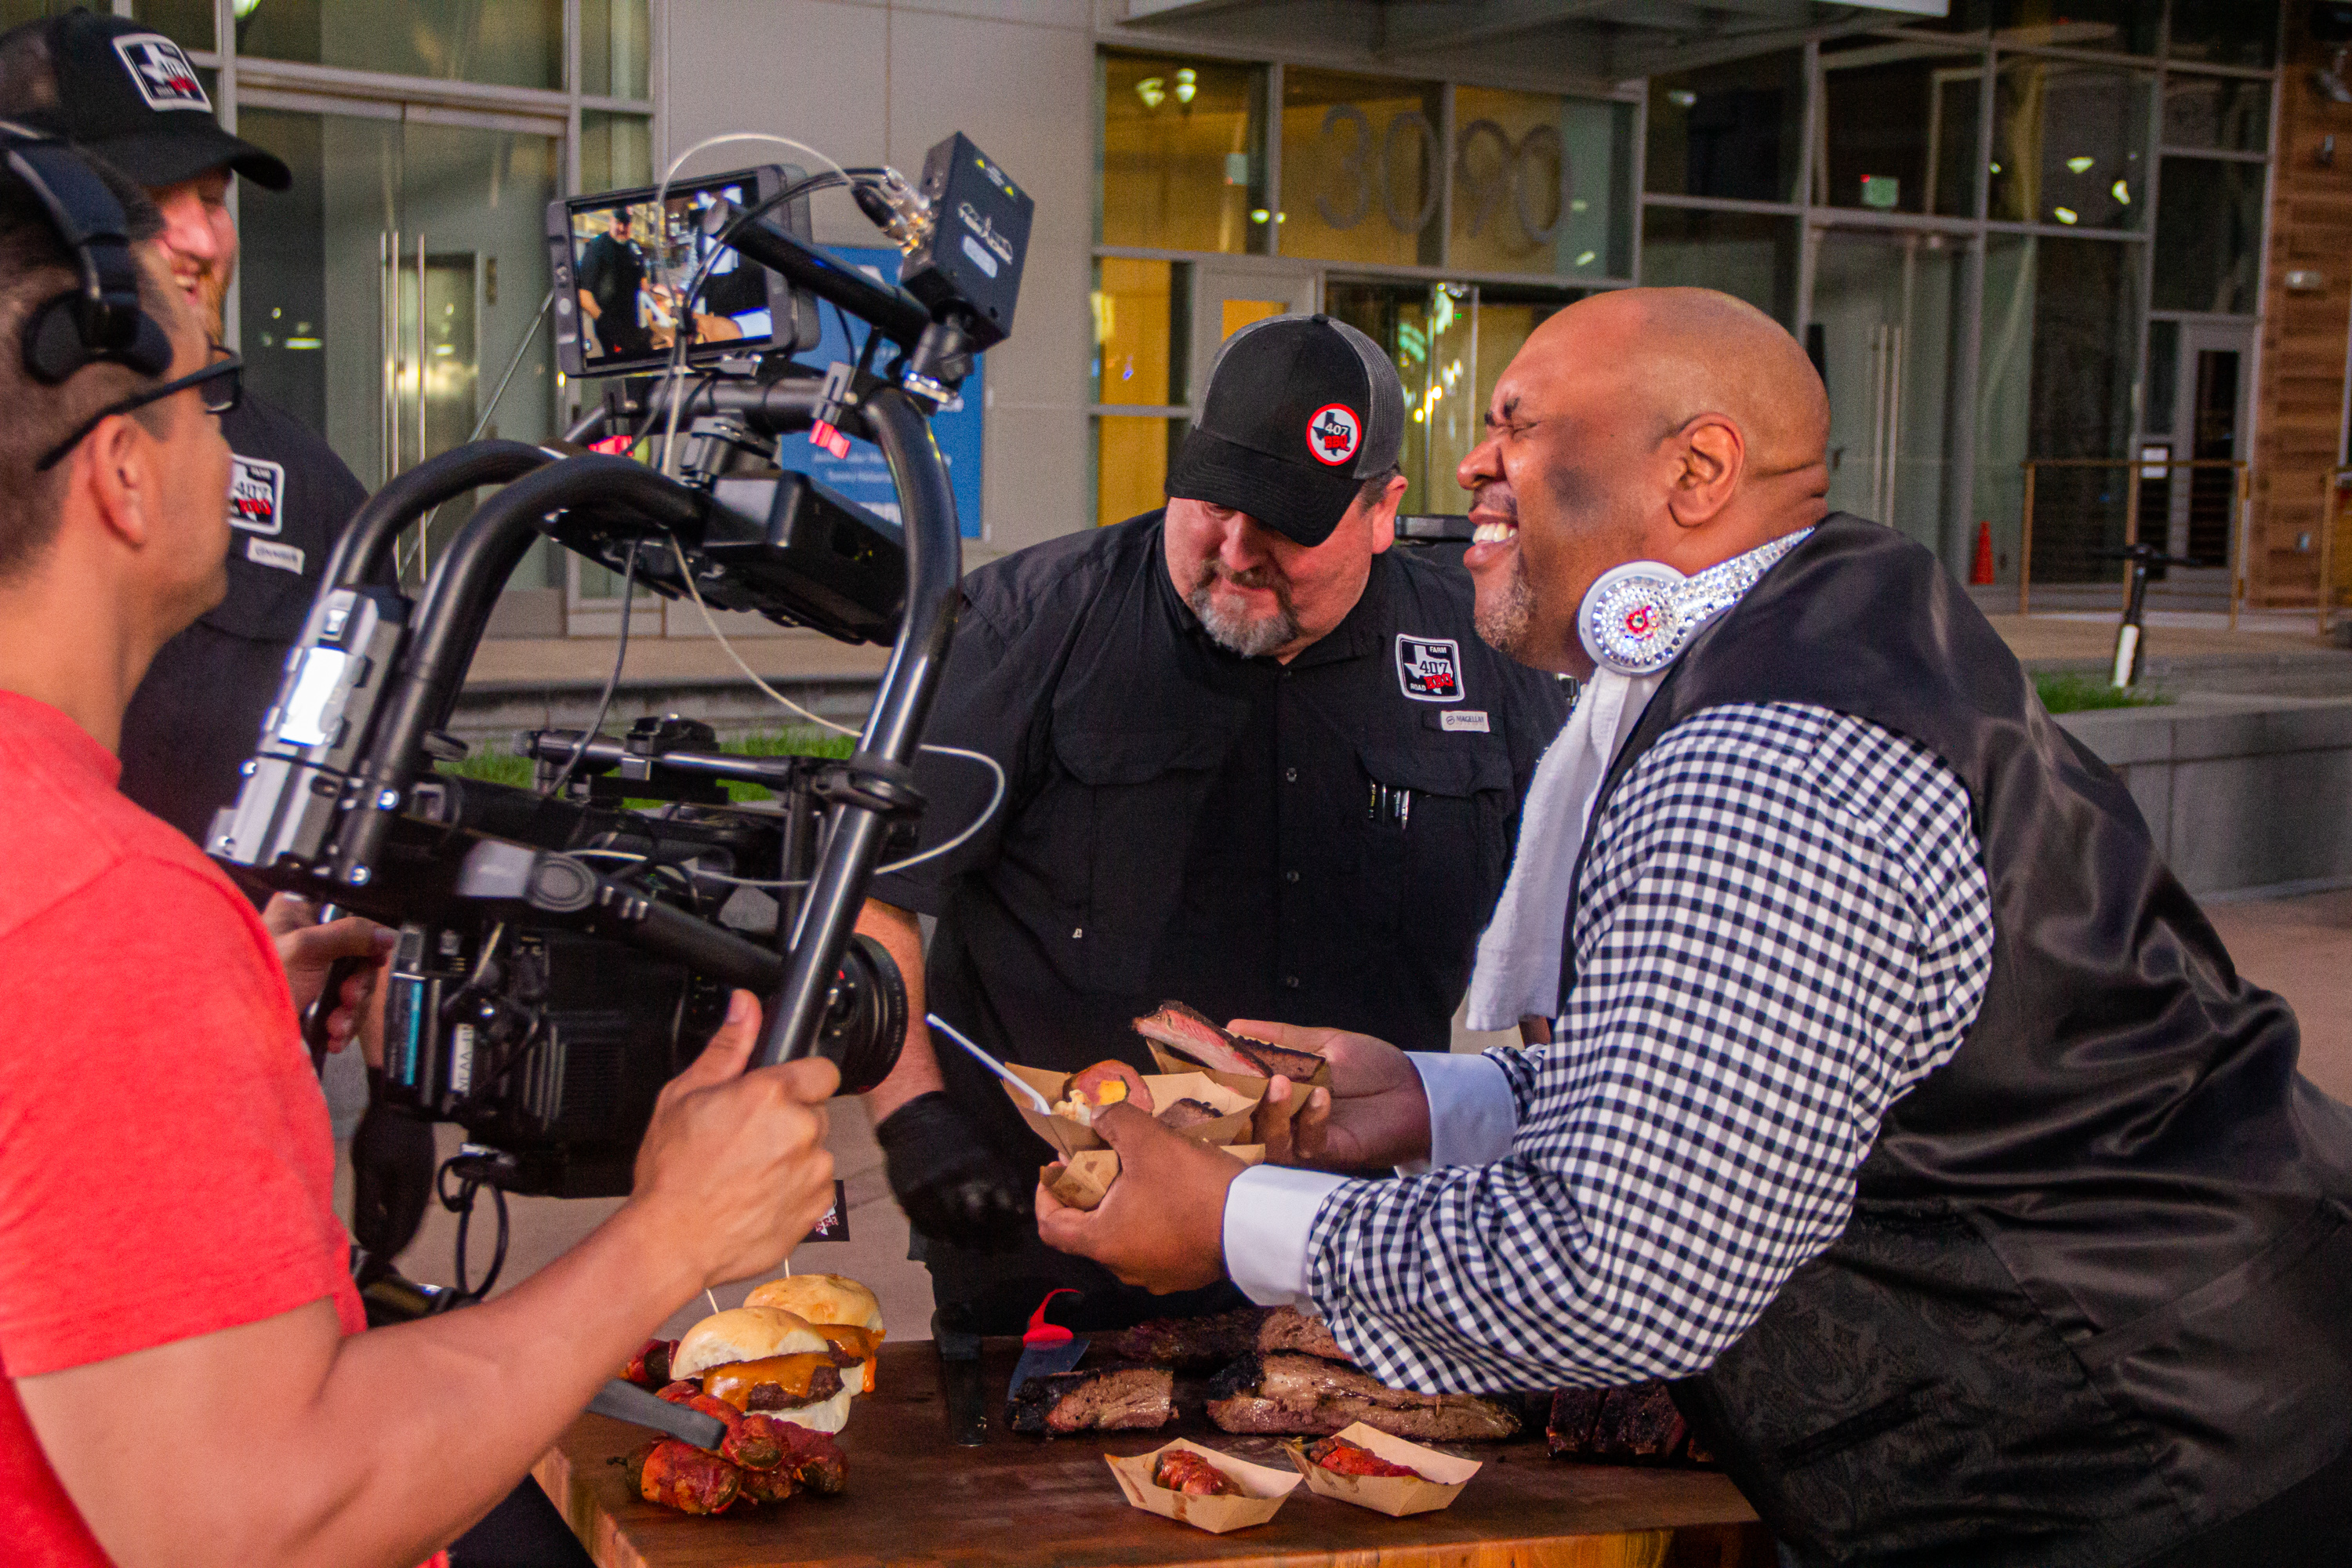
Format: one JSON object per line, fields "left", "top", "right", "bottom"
{"left": 1043, "top": 1145, "right": 1265, "bottom": 1212}
{"left": 1002, "top": 1064, "right": 1261, "bottom": 1157}
{"left": 1105, "top": 1438, "right": 1302, "bottom": 1534}
{"left": 1283, "top": 1422, "right": 1483, "bottom": 1517}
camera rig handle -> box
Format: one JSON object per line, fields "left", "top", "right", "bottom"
{"left": 321, "top": 439, "right": 564, "bottom": 595}
{"left": 754, "top": 389, "right": 958, "bottom": 1069}
{"left": 291, "top": 379, "right": 956, "bottom": 1073}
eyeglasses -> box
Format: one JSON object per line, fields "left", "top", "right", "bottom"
{"left": 34, "top": 350, "right": 244, "bottom": 474}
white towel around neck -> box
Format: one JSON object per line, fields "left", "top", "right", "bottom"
{"left": 1464, "top": 667, "right": 1662, "bottom": 1032}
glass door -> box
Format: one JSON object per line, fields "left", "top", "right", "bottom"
{"left": 235, "top": 97, "right": 564, "bottom": 593}
{"left": 1808, "top": 227, "right": 1967, "bottom": 560}
{"left": 1187, "top": 263, "right": 1318, "bottom": 399}
{"left": 2171, "top": 320, "right": 2252, "bottom": 568}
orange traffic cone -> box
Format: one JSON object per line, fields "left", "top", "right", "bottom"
{"left": 1971, "top": 520, "right": 1996, "bottom": 585}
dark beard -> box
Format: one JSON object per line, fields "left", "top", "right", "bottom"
{"left": 1473, "top": 546, "right": 1537, "bottom": 658}
{"left": 1187, "top": 562, "right": 1300, "bottom": 658}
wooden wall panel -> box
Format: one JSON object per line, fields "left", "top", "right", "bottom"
{"left": 2252, "top": 2, "right": 2352, "bottom": 608}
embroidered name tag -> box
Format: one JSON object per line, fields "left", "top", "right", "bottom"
{"left": 247, "top": 538, "right": 305, "bottom": 574}
{"left": 1439, "top": 710, "right": 1490, "bottom": 733}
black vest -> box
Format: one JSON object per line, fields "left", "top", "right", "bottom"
{"left": 1566, "top": 517, "right": 2352, "bottom": 1566}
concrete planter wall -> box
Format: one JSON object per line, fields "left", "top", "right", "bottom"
{"left": 2060, "top": 695, "right": 2352, "bottom": 899}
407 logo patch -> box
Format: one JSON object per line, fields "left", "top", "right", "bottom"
{"left": 228, "top": 455, "right": 286, "bottom": 535}
{"left": 1396, "top": 634, "right": 1464, "bottom": 702}
{"left": 1306, "top": 403, "right": 1362, "bottom": 466}
{"left": 113, "top": 33, "right": 210, "bottom": 112}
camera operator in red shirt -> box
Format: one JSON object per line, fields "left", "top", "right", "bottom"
{"left": 0, "top": 146, "right": 842, "bottom": 1568}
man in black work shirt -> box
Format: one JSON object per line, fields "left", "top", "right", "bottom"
{"left": 862, "top": 314, "right": 1569, "bottom": 1332}
{"left": 0, "top": 11, "right": 372, "bottom": 854}
{"left": 575, "top": 209, "right": 652, "bottom": 361}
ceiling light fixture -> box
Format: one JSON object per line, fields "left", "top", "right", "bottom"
{"left": 1174, "top": 67, "right": 1197, "bottom": 105}
{"left": 1136, "top": 76, "right": 1166, "bottom": 111}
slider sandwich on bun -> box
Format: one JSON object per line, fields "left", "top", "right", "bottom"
{"left": 673, "top": 1306, "right": 857, "bottom": 1435}
{"left": 746, "top": 1274, "right": 884, "bottom": 1395}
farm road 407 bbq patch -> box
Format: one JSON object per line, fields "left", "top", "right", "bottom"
{"left": 1395, "top": 635, "right": 1464, "bottom": 702}
{"left": 228, "top": 455, "right": 285, "bottom": 535}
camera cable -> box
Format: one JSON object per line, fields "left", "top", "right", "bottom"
{"left": 543, "top": 536, "right": 641, "bottom": 801}
{"left": 661, "top": 535, "right": 1007, "bottom": 879}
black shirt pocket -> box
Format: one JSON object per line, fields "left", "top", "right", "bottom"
{"left": 1049, "top": 722, "right": 1240, "bottom": 996}
{"left": 1356, "top": 739, "right": 1515, "bottom": 955}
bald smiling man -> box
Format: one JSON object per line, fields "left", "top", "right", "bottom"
{"left": 1042, "top": 289, "right": 2352, "bottom": 1565}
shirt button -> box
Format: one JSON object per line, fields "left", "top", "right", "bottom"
{"left": 1283, "top": 975, "right": 1301, "bottom": 989}
{"left": 1284, "top": 869, "right": 1300, "bottom": 884}
{"left": 1283, "top": 767, "right": 1299, "bottom": 783}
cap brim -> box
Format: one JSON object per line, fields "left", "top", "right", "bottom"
{"left": 84, "top": 125, "right": 292, "bottom": 192}
{"left": 1167, "top": 428, "right": 1361, "bottom": 548}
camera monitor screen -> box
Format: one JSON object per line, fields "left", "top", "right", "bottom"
{"left": 549, "top": 165, "right": 819, "bottom": 377}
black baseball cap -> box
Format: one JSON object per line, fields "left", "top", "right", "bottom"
{"left": 1167, "top": 314, "right": 1406, "bottom": 548}
{"left": 5, "top": 9, "right": 289, "bottom": 191}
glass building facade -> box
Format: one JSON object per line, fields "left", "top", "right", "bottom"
{"left": 1, "top": 0, "right": 655, "bottom": 622}
{"left": 1092, "top": 2, "right": 2281, "bottom": 590}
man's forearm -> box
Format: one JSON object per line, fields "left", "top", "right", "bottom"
{"left": 25, "top": 1200, "right": 701, "bottom": 1568}
{"left": 855, "top": 898, "right": 942, "bottom": 1126}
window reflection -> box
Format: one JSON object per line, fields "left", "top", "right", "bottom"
{"left": 1449, "top": 89, "right": 1630, "bottom": 279}
{"left": 1819, "top": 38, "right": 1983, "bottom": 219}
{"left": 1991, "top": 59, "right": 2150, "bottom": 230}
{"left": 580, "top": 0, "right": 651, "bottom": 100}
{"left": 2162, "top": 74, "right": 2270, "bottom": 153}
{"left": 1095, "top": 416, "right": 1183, "bottom": 528}
{"left": 1325, "top": 280, "right": 1574, "bottom": 514}
{"left": 1975, "top": 235, "right": 2140, "bottom": 584}
{"left": 234, "top": 0, "right": 563, "bottom": 92}
{"left": 1639, "top": 208, "right": 1799, "bottom": 327}
{"left": 2167, "top": 0, "right": 2281, "bottom": 71}
{"left": 1990, "top": 0, "right": 2157, "bottom": 56}
{"left": 2153, "top": 158, "right": 2263, "bottom": 315}
{"left": 129, "top": 0, "right": 212, "bottom": 53}
{"left": 1099, "top": 52, "right": 1267, "bottom": 255}
{"left": 1279, "top": 69, "right": 1444, "bottom": 267}
{"left": 1092, "top": 258, "right": 1184, "bottom": 408}
{"left": 1646, "top": 50, "right": 1804, "bottom": 205}
{"left": 581, "top": 112, "right": 652, "bottom": 194}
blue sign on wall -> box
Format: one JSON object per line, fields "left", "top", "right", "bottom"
{"left": 774, "top": 245, "right": 985, "bottom": 539}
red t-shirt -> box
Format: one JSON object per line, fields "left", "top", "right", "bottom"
{"left": 0, "top": 691, "right": 365, "bottom": 1564}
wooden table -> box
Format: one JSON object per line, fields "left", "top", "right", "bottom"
{"left": 537, "top": 1341, "right": 1766, "bottom": 1568}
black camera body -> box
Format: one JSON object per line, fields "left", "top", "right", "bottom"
{"left": 365, "top": 716, "right": 911, "bottom": 1198}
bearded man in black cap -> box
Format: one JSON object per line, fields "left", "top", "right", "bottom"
{"left": 0, "top": 11, "right": 381, "bottom": 862}
{"left": 855, "top": 314, "right": 1569, "bottom": 1334}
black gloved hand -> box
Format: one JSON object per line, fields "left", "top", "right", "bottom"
{"left": 875, "top": 1091, "right": 1034, "bottom": 1254}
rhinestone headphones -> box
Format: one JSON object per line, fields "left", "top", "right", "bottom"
{"left": 1577, "top": 528, "right": 1813, "bottom": 677}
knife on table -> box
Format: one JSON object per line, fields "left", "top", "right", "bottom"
{"left": 1007, "top": 1288, "right": 1088, "bottom": 1404}
{"left": 586, "top": 1377, "right": 728, "bottom": 1450}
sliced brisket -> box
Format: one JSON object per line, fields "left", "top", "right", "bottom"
{"left": 1204, "top": 1352, "right": 1519, "bottom": 1441}
{"left": 1007, "top": 1364, "right": 1174, "bottom": 1436}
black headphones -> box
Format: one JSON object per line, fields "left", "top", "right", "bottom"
{"left": 1, "top": 119, "right": 172, "bottom": 383}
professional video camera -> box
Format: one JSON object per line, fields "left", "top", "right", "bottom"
{"left": 211, "top": 132, "right": 1033, "bottom": 1206}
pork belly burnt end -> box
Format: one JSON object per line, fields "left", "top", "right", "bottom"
{"left": 1007, "top": 1364, "right": 1175, "bottom": 1436}
{"left": 1204, "top": 1352, "right": 1520, "bottom": 1441}
{"left": 1548, "top": 1382, "right": 1697, "bottom": 1465}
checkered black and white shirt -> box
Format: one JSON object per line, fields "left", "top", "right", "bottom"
{"left": 1225, "top": 701, "right": 1995, "bottom": 1395}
